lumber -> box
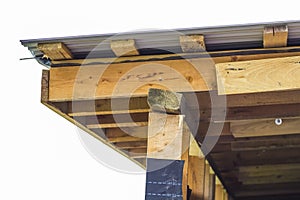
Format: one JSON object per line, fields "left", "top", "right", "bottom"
{"left": 87, "top": 121, "right": 148, "bottom": 129}
{"left": 40, "top": 70, "right": 145, "bottom": 169}
{"left": 203, "top": 163, "right": 211, "bottom": 200}
{"left": 216, "top": 56, "right": 300, "bottom": 95}
{"left": 231, "top": 117, "right": 300, "bottom": 138}
{"left": 180, "top": 35, "right": 206, "bottom": 53}
{"left": 147, "top": 112, "right": 189, "bottom": 160}
{"left": 231, "top": 135, "right": 300, "bottom": 151}
{"left": 38, "top": 42, "right": 73, "bottom": 60}
{"left": 110, "top": 39, "right": 139, "bottom": 57}
{"left": 215, "top": 177, "right": 223, "bottom": 200}
{"left": 263, "top": 25, "right": 288, "bottom": 48}
{"left": 188, "top": 156, "right": 206, "bottom": 200}
{"left": 49, "top": 58, "right": 215, "bottom": 101}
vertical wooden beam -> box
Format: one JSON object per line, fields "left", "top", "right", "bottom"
{"left": 263, "top": 25, "right": 288, "bottom": 48}
{"left": 203, "top": 162, "right": 211, "bottom": 200}
{"left": 110, "top": 39, "right": 139, "bottom": 57}
{"left": 215, "top": 177, "right": 223, "bottom": 200}
{"left": 188, "top": 156, "right": 206, "bottom": 200}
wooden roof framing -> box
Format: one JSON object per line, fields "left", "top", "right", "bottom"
{"left": 22, "top": 21, "right": 300, "bottom": 199}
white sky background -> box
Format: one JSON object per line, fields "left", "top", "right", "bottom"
{"left": 1, "top": 0, "right": 299, "bottom": 199}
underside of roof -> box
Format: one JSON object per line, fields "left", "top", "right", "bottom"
{"left": 22, "top": 21, "right": 300, "bottom": 200}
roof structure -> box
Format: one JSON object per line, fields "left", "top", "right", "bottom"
{"left": 22, "top": 21, "right": 300, "bottom": 200}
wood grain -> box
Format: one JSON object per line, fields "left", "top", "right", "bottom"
{"left": 263, "top": 25, "right": 288, "bottom": 48}
{"left": 231, "top": 118, "right": 300, "bottom": 138}
{"left": 216, "top": 56, "right": 300, "bottom": 95}
{"left": 49, "top": 58, "right": 215, "bottom": 101}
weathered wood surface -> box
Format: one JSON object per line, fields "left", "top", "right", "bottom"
{"left": 216, "top": 56, "right": 300, "bottom": 95}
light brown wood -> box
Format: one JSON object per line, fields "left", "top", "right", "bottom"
{"left": 180, "top": 35, "right": 206, "bottom": 53}
{"left": 105, "top": 126, "right": 148, "bottom": 139}
{"left": 215, "top": 180, "right": 223, "bottom": 200}
{"left": 110, "top": 39, "right": 139, "bottom": 57}
{"left": 188, "top": 156, "right": 206, "bottom": 200}
{"left": 231, "top": 117, "right": 300, "bottom": 138}
{"left": 147, "top": 112, "right": 189, "bottom": 160}
{"left": 216, "top": 56, "right": 300, "bottom": 95}
{"left": 87, "top": 122, "right": 148, "bottom": 129}
{"left": 203, "top": 163, "right": 211, "bottom": 200}
{"left": 264, "top": 25, "right": 288, "bottom": 48}
{"left": 38, "top": 42, "right": 73, "bottom": 60}
{"left": 107, "top": 136, "right": 147, "bottom": 143}
{"left": 69, "top": 96, "right": 149, "bottom": 116}
{"left": 40, "top": 71, "right": 145, "bottom": 169}
{"left": 49, "top": 58, "right": 215, "bottom": 101}
{"left": 189, "top": 137, "right": 204, "bottom": 157}
{"left": 182, "top": 150, "right": 189, "bottom": 200}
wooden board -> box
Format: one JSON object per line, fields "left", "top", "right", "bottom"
{"left": 147, "top": 112, "right": 188, "bottom": 160}
{"left": 216, "top": 56, "right": 300, "bottom": 95}
{"left": 188, "top": 156, "right": 205, "bottom": 200}
{"left": 38, "top": 42, "right": 73, "bottom": 60}
{"left": 110, "top": 39, "right": 139, "bottom": 57}
{"left": 180, "top": 35, "right": 206, "bottom": 53}
{"left": 263, "top": 25, "right": 288, "bottom": 48}
{"left": 231, "top": 118, "right": 300, "bottom": 138}
{"left": 49, "top": 58, "right": 216, "bottom": 101}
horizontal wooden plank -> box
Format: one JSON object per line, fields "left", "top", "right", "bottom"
{"left": 105, "top": 126, "right": 148, "bottom": 138}
{"left": 114, "top": 141, "right": 147, "bottom": 150}
{"left": 88, "top": 122, "right": 148, "bottom": 129}
{"left": 231, "top": 118, "right": 300, "bottom": 138}
{"left": 231, "top": 134, "right": 300, "bottom": 151}
{"left": 216, "top": 56, "right": 300, "bottom": 95}
{"left": 83, "top": 112, "right": 149, "bottom": 125}
{"left": 107, "top": 136, "right": 147, "bottom": 143}
{"left": 211, "top": 147, "right": 300, "bottom": 171}
{"left": 49, "top": 58, "right": 216, "bottom": 101}
{"left": 210, "top": 103, "right": 300, "bottom": 122}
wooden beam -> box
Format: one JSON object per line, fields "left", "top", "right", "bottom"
{"left": 49, "top": 58, "right": 215, "bottom": 101}
{"left": 110, "top": 39, "right": 139, "bottom": 57}
{"left": 180, "top": 35, "right": 206, "bottom": 53}
{"left": 68, "top": 96, "right": 149, "bottom": 116}
{"left": 203, "top": 163, "right": 211, "bottom": 200}
{"left": 40, "top": 70, "right": 145, "bottom": 169}
{"left": 38, "top": 42, "right": 73, "bottom": 60}
{"left": 215, "top": 177, "right": 223, "bottom": 200}
{"left": 263, "top": 25, "right": 288, "bottom": 48}
{"left": 147, "top": 112, "right": 189, "bottom": 160}
{"left": 231, "top": 117, "right": 300, "bottom": 138}
{"left": 188, "top": 156, "right": 206, "bottom": 200}
{"left": 231, "top": 135, "right": 300, "bottom": 151}
{"left": 87, "top": 121, "right": 148, "bottom": 129}
{"left": 216, "top": 56, "right": 300, "bottom": 95}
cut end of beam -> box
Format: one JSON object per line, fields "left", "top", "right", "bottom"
{"left": 180, "top": 35, "right": 206, "bottom": 53}
{"left": 263, "top": 25, "right": 288, "bottom": 48}
{"left": 110, "top": 39, "right": 139, "bottom": 57}
{"left": 38, "top": 42, "right": 73, "bottom": 60}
